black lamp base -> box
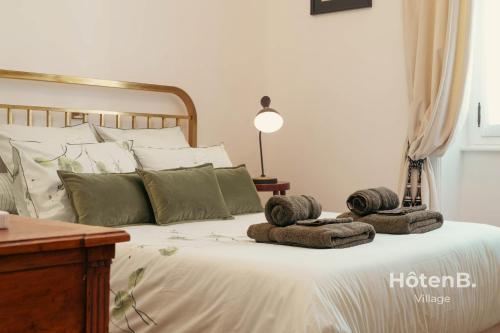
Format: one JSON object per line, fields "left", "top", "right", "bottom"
{"left": 253, "top": 177, "right": 278, "bottom": 185}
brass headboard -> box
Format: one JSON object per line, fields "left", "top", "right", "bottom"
{"left": 0, "top": 69, "right": 197, "bottom": 146}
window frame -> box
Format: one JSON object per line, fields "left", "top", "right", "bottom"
{"left": 465, "top": 0, "right": 500, "bottom": 146}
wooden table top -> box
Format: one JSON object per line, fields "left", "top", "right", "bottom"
{"left": 0, "top": 215, "right": 130, "bottom": 256}
{"left": 255, "top": 181, "right": 290, "bottom": 192}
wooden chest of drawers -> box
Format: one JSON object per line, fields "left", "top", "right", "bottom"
{"left": 0, "top": 215, "right": 129, "bottom": 333}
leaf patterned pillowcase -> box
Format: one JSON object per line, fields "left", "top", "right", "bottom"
{"left": 10, "top": 140, "right": 137, "bottom": 222}
{"left": 92, "top": 124, "right": 190, "bottom": 149}
{"left": 0, "top": 123, "right": 98, "bottom": 176}
{"left": 134, "top": 144, "right": 233, "bottom": 170}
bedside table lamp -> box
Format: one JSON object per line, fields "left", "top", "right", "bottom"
{"left": 253, "top": 96, "right": 284, "bottom": 185}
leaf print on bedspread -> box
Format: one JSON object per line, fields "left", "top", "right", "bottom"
{"left": 159, "top": 247, "right": 178, "bottom": 256}
{"left": 128, "top": 268, "right": 145, "bottom": 289}
{"left": 110, "top": 267, "right": 157, "bottom": 333}
{"left": 168, "top": 235, "right": 190, "bottom": 241}
{"left": 206, "top": 232, "right": 249, "bottom": 242}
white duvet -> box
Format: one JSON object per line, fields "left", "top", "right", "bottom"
{"left": 110, "top": 213, "right": 500, "bottom": 333}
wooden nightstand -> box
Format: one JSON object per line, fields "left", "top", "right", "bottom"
{"left": 0, "top": 215, "right": 129, "bottom": 333}
{"left": 255, "top": 181, "right": 290, "bottom": 195}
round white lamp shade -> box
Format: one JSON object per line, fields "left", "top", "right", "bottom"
{"left": 254, "top": 108, "right": 284, "bottom": 133}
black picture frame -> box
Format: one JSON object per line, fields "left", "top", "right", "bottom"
{"left": 311, "top": 0, "right": 372, "bottom": 15}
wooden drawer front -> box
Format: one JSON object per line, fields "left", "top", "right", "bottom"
{"left": 0, "top": 264, "right": 85, "bottom": 333}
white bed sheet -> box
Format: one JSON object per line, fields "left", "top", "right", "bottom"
{"left": 110, "top": 212, "right": 500, "bottom": 333}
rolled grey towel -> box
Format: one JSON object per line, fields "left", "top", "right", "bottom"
{"left": 247, "top": 221, "right": 375, "bottom": 249}
{"left": 265, "top": 195, "right": 322, "bottom": 227}
{"left": 346, "top": 187, "right": 399, "bottom": 216}
{"left": 337, "top": 209, "right": 443, "bottom": 234}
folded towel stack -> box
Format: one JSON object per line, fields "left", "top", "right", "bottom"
{"left": 248, "top": 221, "right": 375, "bottom": 249}
{"left": 339, "top": 188, "right": 444, "bottom": 234}
{"left": 248, "top": 195, "right": 375, "bottom": 249}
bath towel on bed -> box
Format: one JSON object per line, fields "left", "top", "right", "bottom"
{"left": 377, "top": 205, "right": 427, "bottom": 215}
{"left": 338, "top": 209, "right": 443, "bottom": 234}
{"left": 296, "top": 217, "right": 353, "bottom": 226}
{"left": 247, "top": 221, "right": 375, "bottom": 249}
{"left": 265, "top": 195, "right": 322, "bottom": 227}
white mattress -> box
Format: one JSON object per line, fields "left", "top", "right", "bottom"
{"left": 110, "top": 212, "right": 500, "bottom": 333}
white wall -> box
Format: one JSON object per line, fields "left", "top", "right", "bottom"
{"left": 0, "top": 0, "right": 268, "bottom": 173}
{"left": 0, "top": 1, "right": 410, "bottom": 213}
{"left": 441, "top": 116, "right": 500, "bottom": 227}
{"left": 265, "top": 0, "right": 408, "bottom": 211}
{"left": 454, "top": 151, "right": 500, "bottom": 226}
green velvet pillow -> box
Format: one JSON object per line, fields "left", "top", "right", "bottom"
{"left": 215, "top": 165, "right": 263, "bottom": 215}
{"left": 137, "top": 163, "right": 233, "bottom": 225}
{"left": 58, "top": 171, "right": 155, "bottom": 227}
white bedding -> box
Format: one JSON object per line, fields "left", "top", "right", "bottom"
{"left": 110, "top": 213, "right": 500, "bottom": 333}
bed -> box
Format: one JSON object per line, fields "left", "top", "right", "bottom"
{"left": 110, "top": 213, "right": 500, "bottom": 333}
{"left": 1, "top": 70, "right": 500, "bottom": 333}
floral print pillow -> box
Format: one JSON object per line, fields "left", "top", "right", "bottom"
{"left": 10, "top": 140, "right": 137, "bottom": 222}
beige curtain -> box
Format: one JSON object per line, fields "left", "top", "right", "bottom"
{"left": 399, "top": 0, "right": 472, "bottom": 209}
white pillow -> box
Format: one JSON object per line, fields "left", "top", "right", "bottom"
{"left": 92, "top": 125, "right": 190, "bottom": 149}
{"left": 134, "top": 145, "right": 233, "bottom": 170}
{"left": 0, "top": 124, "right": 98, "bottom": 176}
{"left": 11, "top": 140, "right": 137, "bottom": 222}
